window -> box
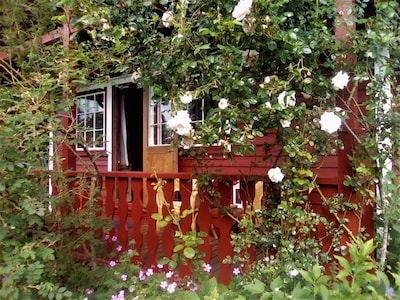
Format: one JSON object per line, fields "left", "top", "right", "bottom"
{"left": 148, "top": 92, "right": 172, "bottom": 146}
{"left": 76, "top": 90, "right": 105, "bottom": 150}
{"left": 148, "top": 88, "right": 209, "bottom": 146}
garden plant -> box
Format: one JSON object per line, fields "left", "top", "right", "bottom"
{"left": 1, "top": 0, "right": 400, "bottom": 299}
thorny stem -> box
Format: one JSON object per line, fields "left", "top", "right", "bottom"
{"left": 315, "top": 184, "right": 357, "bottom": 242}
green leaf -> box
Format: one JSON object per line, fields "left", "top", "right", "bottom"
{"left": 181, "top": 291, "right": 201, "bottom": 300}
{"left": 158, "top": 220, "right": 168, "bottom": 228}
{"left": 260, "top": 292, "right": 272, "bottom": 300}
{"left": 201, "top": 277, "right": 218, "bottom": 295}
{"left": 299, "top": 270, "right": 313, "bottom": 284}
{"left": 173, "top": 244, "right": 184, "bottom": 252}
{"left": 151, "top": 213, "right": 163, "bottom": 221}
{"left": 291, "top": 285, "right": 312, "bottom": 299}
{"left": 312, "top": 264, "right": 321, "bottom": 279}
{"left": 183, "top": 247, "right": 196, "bottom": 259}
{"left": 270, "top": 276, "right": 283, "bottom": 290}
{"left": 271, "top": 290, "right": 285, "bottom": 300}
{"left": 319, "top": 284, "right": 330, "bottom": 300}
{"left": 244, "top": 278, "right": 265, "bottom": 294}
{"left": 197, "top": 231, "right": 208, "bottom": 237}
{"left": 194, "top": 44, "right": 210, "bottom": 55}
{"left": 335, "top": 255, "right": 352, "bottom": 275}
{"left": 63, "top": 291, "right": 73, "bottom": 298}
{"left": 158, "top": 257, "right": 170, "bottom": 265}
{"left": 168, "top": 260, "right": 177, "bottom": 270}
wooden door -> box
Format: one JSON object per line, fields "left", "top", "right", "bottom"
{"left": 142, "top": 89, "right": 178, "bottom": 173}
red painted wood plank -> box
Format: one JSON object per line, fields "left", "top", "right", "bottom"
{"left": 130, "top": 178, "right": 144, "bottom": 263}
{"left": 117, "top": 178, "right": 128, "bottom": 251}
{"left": 145, "top": 178, "right": 159, "bottom": 267}
{"left": 161, "top": 179, "right": 175, "bottom": 259}
{"left": 214, "top": 214, "right": 235, "bottom": 285}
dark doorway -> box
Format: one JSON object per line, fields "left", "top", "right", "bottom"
{"left": 113, "top": 83, "right": 143, "bottom": 171}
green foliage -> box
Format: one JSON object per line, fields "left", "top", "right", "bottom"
{"left": 150, "top": 177, "right": 208, "bottom": 280}
{"left": 1, "top": 0, "right": 400, "bottom": 298}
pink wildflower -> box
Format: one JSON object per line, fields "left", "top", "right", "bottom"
{"left": 116, "top": 245, "right": 122, "bottom": 252}
{"left": 146, "top": 268, "right": 154, "bottom": 277}
{"left": 233, "top": 267, "right": 241, "bottom": 276}
{"left": 138, "top": 271, "right": 146, "bottom": 281}
{"left": 187, "top": 280, "right": 198, "bottom": 292}
{"left": 111, "top": 236, "right": 117, "bottom": 242}
{"left": 121, "top": 274, "right": 128, "bottom": 281}
{"left": 160, "top": 281, "right": 168, "bottom": 289}
{"left": 167, "top": 282, "right": 177, "bottom": 294}
{"left": 109, "top": 260, "right": 117, "bottom": 267}
{"left": 166, "top": 271, "right": 174, "bottom": 278}
{"left": 203, "top": 263, "right": 212, "bottom": 273}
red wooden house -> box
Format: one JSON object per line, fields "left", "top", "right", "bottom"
{"left": 0, "top": 0, "right": 376, "bottom": 285}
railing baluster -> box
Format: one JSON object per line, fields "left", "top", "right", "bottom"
{"left": 145, "top": 178, "right": 158, "bottom": 267}
{"left": 117, "top": 178, "right": 128, "bottom": 251}
{"left": 130, "top": 178, "right": 143, "bottom": 263}
{"left": 104, "top": 177, "right": 115, "bottom": 253}
{"left": 179, "top": 179, "right": 193, "bottom": 277}
{"left": 161, "top": 179, "right": 174, "bottom": 260}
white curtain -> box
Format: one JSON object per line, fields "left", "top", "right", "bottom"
{"left": 120, "top": 95, "right": 129, "bottom": 168}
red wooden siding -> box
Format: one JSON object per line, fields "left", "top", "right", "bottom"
{"left": 75, "top": 152, "right": 108, "bottom": 173}
{"left": 178, "top": 135, "right": 338, "bottom": 180}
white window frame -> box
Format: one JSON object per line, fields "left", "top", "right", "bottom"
{"left": 148, "top": 88, "right": 172, "bottom": 146}
{"left": 148, "top": 88, "right": 207, "bottom": 146}
{"left": 76, "top": 90, "right": 106, "bottom": 151}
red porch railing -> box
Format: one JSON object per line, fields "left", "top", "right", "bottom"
{"left": 98, "top": 172, "right": 248, "bottom": 285}
{"left": 68, "top": 171, "right": 351, "bottom": 285}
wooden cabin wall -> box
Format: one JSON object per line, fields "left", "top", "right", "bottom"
{"left": 75, "top": 152, "right": 108, "bottom": 173}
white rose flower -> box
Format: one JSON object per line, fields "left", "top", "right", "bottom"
{"left": 320, "top": 111, "right": 342, "bottom": 134}
{"left": 265, "top": 101, "right": 272, "bottom": 109}
{"left": 331, "top": 71, "right": 349, "bottom": 90}
{"left": 280, "top": 119, "right": 291, "bottom": 128}
{"left": 289, "top": 269, "right": 299, "bottom": 277}
{"left": 232, "top": 0, "right": 253, "bottom": 21}
{"left": 162, "top": 10, "right": 174, "bottom": 28}
{"left": 168, "top": 110, "right": 192, "bottom": 136}
{"left": 277, "top": 91, "right": 296, "bottom": 109}
{"left": 218, "top": 98, "right": 229, "bottom": 110}
{"left": 131, "top": 69, "right": 141, "bottom": 82}
{"left": 268, "top": 167, "right": 284, "bottom": 183}
{"left": 179, "top": 91, "right": 193, "bottom": 104}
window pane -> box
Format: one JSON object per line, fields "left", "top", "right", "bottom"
{"left": 77, "top": 114, "right": 85, "bottom": 128}
{"left": 86, "top": 131, "right": 93, "bottom": 148}
{"left": 94, "top": 130, "right": 103, "bottom": 147}
{"left": 86, "top": 113, "right": 94, "bottom": 129}
{"left": 95, "top": 112, "right": 104, "bottom": 129}
{"left": 96, "top": 94, "right": 104, "bottom": 111}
